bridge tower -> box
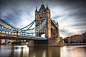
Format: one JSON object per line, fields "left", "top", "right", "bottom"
{"left": 35, "top": 4, "right": 51, "bottom": 38}
{"left": 35, "top": 4, "right": 59, "bottom": 38}
{"left": 28, "top": 4, "right": 66, "bottom": 46}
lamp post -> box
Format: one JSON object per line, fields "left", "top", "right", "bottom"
{"left": 17, "top": 31, "right": 18, "bottom": 37}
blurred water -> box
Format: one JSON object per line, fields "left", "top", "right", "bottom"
{"left": 0, "top": 45, "right": 86, "bottom": 57}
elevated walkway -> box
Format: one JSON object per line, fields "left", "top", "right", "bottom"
{"left": 0, "top": 31, "right": 47, "bottom": 40}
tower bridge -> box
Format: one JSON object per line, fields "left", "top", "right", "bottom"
{"left": 0, "top": 4, "right": 66, "bottom": 46}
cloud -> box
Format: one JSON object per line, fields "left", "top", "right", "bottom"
{"left": 17, "top": 11, "right": 35, "bottom": 28}
{"left": 0, "top": 0, "right": 86, "bottom": 38}
{"left": 50, "top": 1, "right": 86, "bottom": 38}
{"left": 60, "top": 33, "right": 68, "bottom": 38}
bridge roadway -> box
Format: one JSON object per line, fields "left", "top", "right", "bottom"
{"left": 0, "top": 33, "right": 47, "bottom": 40}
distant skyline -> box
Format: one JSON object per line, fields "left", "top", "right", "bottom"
{"left": 0, "top": 0, "right": 86, "bottom": 38}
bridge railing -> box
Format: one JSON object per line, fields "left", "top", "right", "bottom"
{"left": 0, "top": 30, "right": 47, "bottom": 40}
{"left": 0, "top": 30, "right": 21, "bottom": 35}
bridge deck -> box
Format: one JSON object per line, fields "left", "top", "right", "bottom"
{"left": 0, "top": 33, "right": 47, "bottom": 40}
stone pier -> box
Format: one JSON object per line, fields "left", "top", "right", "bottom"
{"left": 27, "top": 38, "right": 66, "bottom": 47}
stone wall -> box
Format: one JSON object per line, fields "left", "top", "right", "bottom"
{"left": 48, "top": 38, "right": 59, "bottom": 46}
{"left": 28, "top": 40, "right": 48, "bottom": 46}
{"left": 34, "top": 40, "right": 48, "bottom": 46}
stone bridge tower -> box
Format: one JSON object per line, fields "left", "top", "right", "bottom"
{"left": 35, "top": 4, "right": 51, "bottom": 38}
{"left": 0, "top": 4, "right": 66, "bottom": 46}
{"left": 28, "top": 4, "right": 66, "bottom": 46}
{"left": 35, "top": 4, "right": 59, "bottom": 39}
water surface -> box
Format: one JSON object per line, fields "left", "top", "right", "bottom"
{"left": 0, "top": 45, "right": 86, "bottom": 57}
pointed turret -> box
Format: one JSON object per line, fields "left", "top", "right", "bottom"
{"left": 57, "top": 22, "right": 59, "bottom": 26}
{"left": 35, "top": 7, "right": 38, "bottom": 15}
{"left": 39, "top": 4, "right": 46, "bottom": 12}
{"left": 35, "top": 7, "right": 37, "bottom": 19}
{"left": 35, "top": 7, "right": 37, "bottom": 12}
{"left": 46, "top": 4, "right": 49, "bottom": 10}
{"left": 46, "top": 4, "right": 50, "bottom": 13}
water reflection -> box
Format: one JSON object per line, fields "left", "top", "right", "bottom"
{"left": 29, "top": 47, "right": 60, "bottom": 57}
{"left": 0, "top": 45, "right": 86, "bottom": 57}
{"left": 61, "top": 46, "right": 86, "bottom": 57}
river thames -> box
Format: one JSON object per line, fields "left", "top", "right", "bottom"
{"left": 0, "top": 45, "right": 86, "bottom": 57}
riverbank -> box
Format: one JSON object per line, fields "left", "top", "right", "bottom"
{"left": 67, "top": 43, "right": 86, "bottom": 45}
{"left": 0, "top": 42, "right": 29, "bottom": 45}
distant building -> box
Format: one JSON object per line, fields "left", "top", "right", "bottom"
{"left": 64, "top": 32, "right": 86, "bottom": 43}
{"left": 64, "top": 37, "right": 70, "bottom": 43}
{"left": 70, "top": 35, "right": 83, "bottom": 43}
{"left": 82, "top": 32, "right": 86, "bottom": 38}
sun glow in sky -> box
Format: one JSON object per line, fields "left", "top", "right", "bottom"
{"left": 0, "top": 0, "right": 86, "bottom": 38}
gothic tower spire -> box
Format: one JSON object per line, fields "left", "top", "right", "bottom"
{"left": 46, "top": 4, "right": 49, "bottom": 10}
{"left": 35, "top": 7, "right": 37, "bottom": 12}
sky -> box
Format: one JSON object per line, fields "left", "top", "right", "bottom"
{"left": 0, "top": 0, "right": 86, "bottom": 38}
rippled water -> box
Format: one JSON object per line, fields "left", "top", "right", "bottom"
{"left": 0, "top": 45, "right": 86, "bottom": 57}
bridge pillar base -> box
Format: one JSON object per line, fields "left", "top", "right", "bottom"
{"left": 27, "top": 40, "right": 48, "bottom": 46}
{"left": 48, "top": 38, "right": 66, "bottom": 47}
{"left": 27, "top": 38, "right": 66, "bottom": 47}
{"left": 27, "top": 40, "right": 34, "bottom": 46}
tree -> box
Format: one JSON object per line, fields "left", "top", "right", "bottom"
{"left": 8, "top": 41, "right": 11, "bottom": 43}
{"left": 64, "top": 41, "right": 68, "bottom": 43}
{"left": 26, "top": 40, "right": 29, "bottom": 42}
{"left": 83, "top": 38, "right": 86, "bottom": 43}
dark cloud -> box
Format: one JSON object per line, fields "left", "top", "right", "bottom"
{"left": 0, "top": 0, "right": 86, "bottom": 37}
